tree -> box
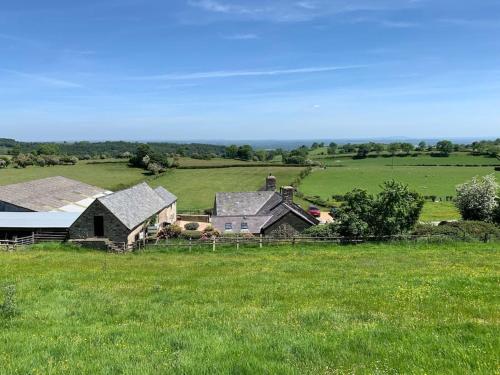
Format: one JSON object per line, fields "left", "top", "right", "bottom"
{"left": 455, "top": 174, "right": 499, "bottom": 221}
{"left": 388, "top": 143, "right": 400, "bottom": 156}
{"left": 224, "top": 145, "right": 238, "bottom": 159}
{"left": 336, "top": 181, "right": 424, "bottom": 238}
{"left": 371, "top": 180, "right": 424, "bottom": 236}
{"left": 373, "top": 143, "right": 385, "bottom": 155}
{"left": 417, "top": 141, "right": 426, "bottom": 152}
{"left": 236, "top": 145, "right": 254, "bottom": 161}
{"left": 400, "top": 143, "right": 414, "bottom": 155}
{"left": 356, "top": 144, "right": 371, "bottom": 158}
{"left": 436, "top": 140, "right": 453, "bottom": 156}
{"left": 37, "top": 143, "right": 60, "bottom": 155}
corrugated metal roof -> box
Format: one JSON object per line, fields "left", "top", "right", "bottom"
{"left": 0, "top": 176, "right": 112, "bottom": 212}
{"left": 0, "top": 212, "right": 80, "bottom": 229}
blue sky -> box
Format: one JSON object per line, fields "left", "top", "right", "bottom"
{"left": 0, "top": 0, "right": 499, "bottom": 141}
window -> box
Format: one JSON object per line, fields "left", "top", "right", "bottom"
{"left": 225, "top": 223, "right": 233, "bottom": 231}
{"left": 241, "top": 222, "right": 249, "bottom": 230}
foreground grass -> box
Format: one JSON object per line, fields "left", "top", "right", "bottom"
{"left": 0, "top": 242, "right": 498, "bottom": 374}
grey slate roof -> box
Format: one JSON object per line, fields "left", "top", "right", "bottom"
{"left": 98, "top": 183, "right": 171, "bottom": 230}
{"left": 0, "top": 212, "right": 80, "bottom": 229}
{"left": 154, "top": 186, "right": 177, "bottom": 206}
{"left": 213, "top": 189, "right": 319, "bottom": 234}
{"left": 0, "top": 176, "right": 112, "bottom": 212}
{"left": 215, "top": 191, "right": 276, "bottom": 216}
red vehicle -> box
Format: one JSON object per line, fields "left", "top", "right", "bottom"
{"left": 307, "top": 205, "right": 321, "bottom": 217}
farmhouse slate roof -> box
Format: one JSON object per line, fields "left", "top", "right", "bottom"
{"left": 214, "top": 191, "right": 276, "bottom": 216}
{"left": 98, "top": 183, "right": 173, "bottom": 230}
{"left": 213, "top": 187, "right": 318, "bottom": 234}
{"left": 153, "top": 186, "right": 177, "bottom": 207}
{"left": 0, "top": 176, "right": 112, "bottom": 212}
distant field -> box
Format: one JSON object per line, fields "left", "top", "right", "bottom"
{"left": 0, "top": 242, "right": 497, "bottom": 374}
{"left": 312, "top": 152, "right": 500, "bottom": 166}
{"left": 149, "top": 166, "right": 304, "bottom": 211}
{"left": 300, "top": 166, "right": 499, "bottom": 198}
{"left": 175, "top": 157, "right": 274, "bottom": 167}
{"left": 0, "top": 162, "right": 146, "bottom": 191}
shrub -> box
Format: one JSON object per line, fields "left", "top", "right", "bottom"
{"left": 181, "top": 230, "right": 202, "bottom": 240}
{"left": 202, "top": 225, "right": 221, "bottom": 238}
{"left": 0, "top": 284, "right": 19, "bottom": 319}
{"left": 158, "top": 224, "right": 182, "bottom": 239}
{"left": 184, "top": 222, "right": 200, "bottom": 230}
{"left": 455, "top": 174, "right": 498, "bottom": 221}
{"left": 303, "top": 223, "right": 339, "bottom": 238}
{"left": 413, "top": 221, "right": 500, "bottom": 241}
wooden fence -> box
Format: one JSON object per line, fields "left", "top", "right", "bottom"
{"left": 0, "top": 232, "right": 67, "bottom": 251}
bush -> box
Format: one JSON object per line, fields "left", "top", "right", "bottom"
{"left": 158, "top": 224, "right": 182, "bottom": 239}
{"left": 303, "top": 223, "right": 339, "bottom": 238}
{"left": 455, "top": 174, "right": 498, "bottom": 221}
{"left": 184, "top": 222, "right": 200, "bottom": 230}
{"left": 0, "top": 284, "right": 19, "bottom": 319}
{"left": 181, "top": 230, "right": 202, "bottom": 240}
{"left": 413, "top": 221, "right": 500, "bottom": 241}
{"left": 202, "top": 225, "right": 221, "bottom": 238}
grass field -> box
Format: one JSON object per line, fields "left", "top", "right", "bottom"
{"left": 149, "top": 167, "right": 304, "bottom": 211}
{"left": 300, "top": 166, "right": 499, "bottom": 198}
{"left": 0, "top": 242, "right": 498, "bottom": 374}
{"left": 0, "top": 162, "right": 147, "bottom": 191}
{"left": 310, "top": 151, "right": 500, "bottom": 166}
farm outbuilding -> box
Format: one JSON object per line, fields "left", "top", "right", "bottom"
{"left": 0, "top": 212, "right": 80, "bottom": 240}
{"left": 70, "top": 183, "right": 177, "bottom": 246}
{"left": 0, "top": 176, "right": 112, "bottom": 212}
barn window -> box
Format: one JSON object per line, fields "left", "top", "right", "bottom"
{"left": 241, "top": 222, "right": 248, "bottom": 230}
{"left": 225, "top": 223, "right": 232, "bottom": 231}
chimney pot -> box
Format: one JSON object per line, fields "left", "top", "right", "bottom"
{"left": 266, "top": 174, "right": 276, "bottom": 191}
{"left": 281, "top": 186, "right": 294, "bottom": 204}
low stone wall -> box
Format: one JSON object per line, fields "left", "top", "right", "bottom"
{"left": 177, "top": 214, "right": 210, "bottom": 223}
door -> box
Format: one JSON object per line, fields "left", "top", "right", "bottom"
{"left": 93, "top": 216, "right": 104, "bottom": 237}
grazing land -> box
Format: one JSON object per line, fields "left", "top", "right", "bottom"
{"left": 0, "top": 162, "right": 147, "bottom": 192}
{"left": 0, "top": 242, "right": 498, "bottom": 374}
{"left": 149, "top": 166, "right": 304, "bottom": 211}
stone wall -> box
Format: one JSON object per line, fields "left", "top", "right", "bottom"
{"left": 69, "top": 200, "right": 131, "bottom": 244}
{"left": 263, "top": 211, "right": 313, "bottom": 237}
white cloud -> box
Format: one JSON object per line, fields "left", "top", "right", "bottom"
{"left": 132, "top": 65, "right": 367, "bottom": 81}
{"left": 188, "top": 0, "right": 422, "bottom": 23}
{"left": 1, "top": 69, "right": 83, "bottom": 88}
{"left": 223, "top": 33, "right": 259, "bottom": 40}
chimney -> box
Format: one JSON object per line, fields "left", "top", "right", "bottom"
{"left": 266, "top": 174, "right": 276, "bottom": 191}
{"left": 281, "top": 186, "right": 294, "bottom": 205}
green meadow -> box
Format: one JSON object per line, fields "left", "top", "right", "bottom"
{"left": 0, "top": 242, "right": 498, "bottom": 374}
{"left": 149, "top": 166, "right": 304, "bottom": 211}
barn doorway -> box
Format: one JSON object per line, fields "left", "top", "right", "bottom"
{"left": 93, "top": 216, "right": 104, "bottom": 237}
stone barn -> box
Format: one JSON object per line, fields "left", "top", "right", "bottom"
{"left": 70, "top": 183, "right": 177, "bottom": 246}
{"left": 211, "top": 175, "right": 318, "bottom": 236}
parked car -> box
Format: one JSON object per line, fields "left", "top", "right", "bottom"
{"left": 307, "top": 205, "right": 321, "bottom": 217}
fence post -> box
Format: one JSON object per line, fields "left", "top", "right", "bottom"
{"left": 189, "top": 238, "right": 192, "bottom": 252}
{"left": 260, "top": 234, "right": 263, "bottom": 249}
{"left": 236, "top": 237, "right": 239, "bottom": 251}
{"left": 292, "top": 237, "right": 296, "bottom": 247}
{"left": 212, "top": 236, "right": 216, "bottom": 252}
{"left": 32, "top": 232, "right": 35, "bottom": 245}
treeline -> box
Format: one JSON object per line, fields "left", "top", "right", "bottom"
{"left": 0, "top": 139, "right": 226, "bottom": 159}
{"left": 323, "top": 139, "right": 500, "bottom": 158}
